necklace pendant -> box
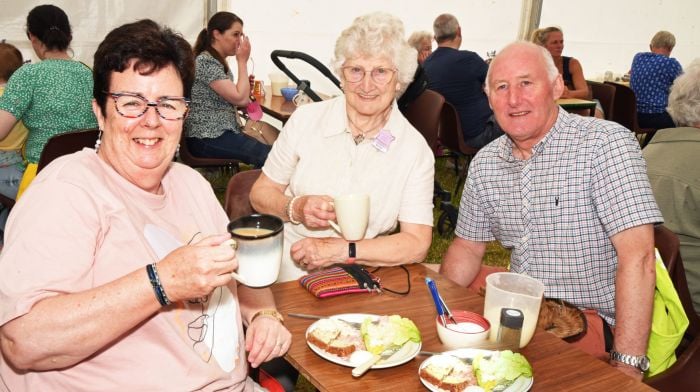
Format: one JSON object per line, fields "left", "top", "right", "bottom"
{"left": 353, "top": 134, "right": 365, "bottom": 145}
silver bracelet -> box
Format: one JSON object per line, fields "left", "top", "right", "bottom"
{"left": 286, "top": 195, "right": 301, "bottom": 225}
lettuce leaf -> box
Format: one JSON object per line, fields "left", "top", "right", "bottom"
{"left": 360, "top": 315, "right": 421, "bottom": 354}
{"left": 473, "top": 350, "right": 532, "bottom": 392}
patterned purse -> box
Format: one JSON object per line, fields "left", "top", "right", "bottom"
{"left": 299, "top": 265, "right": 381, "bottom": 298}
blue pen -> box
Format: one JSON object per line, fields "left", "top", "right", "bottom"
{"left": 425, "top": 277, "right": 446, "bottom": 326}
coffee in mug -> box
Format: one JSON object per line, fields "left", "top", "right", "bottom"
{"left": 328, "top": 194, "right": 369, "bottom": 241}
{"left": 227, "top": 214, "right": 284, "bottom": 287}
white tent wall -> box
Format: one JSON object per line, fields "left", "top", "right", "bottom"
{"left": 0, "top": 0, "right": 207, "bottom": 66}
{"left": 540, "top": 0, "right": 699, "bottom": 81}
{"left": 223, "top": 0, "right": 699, "bottom": 92}
{"left": 1, "top": 1, "right": 697, "bottom": 89}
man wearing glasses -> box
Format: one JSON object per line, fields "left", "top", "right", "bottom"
{"left": 423, "top": 13, "right": 503, "bottom": 149}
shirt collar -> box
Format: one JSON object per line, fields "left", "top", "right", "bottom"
{"left": 498, "top": 107, "right": 567, "bottom": 162}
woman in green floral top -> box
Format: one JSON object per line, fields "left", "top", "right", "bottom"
{"left": 185, "top": 12, "right": 271, "bottom": 167}
{"left": 0, "top": 4, "right": 97, "bottom": 204}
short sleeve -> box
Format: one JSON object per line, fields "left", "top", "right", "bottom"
{"left": 454, "top": 162, "right": 496, "bottom": 242}
{"left": 0, "top": 65, "right": 33, "bottom": 119}
{"left": 397, "top": 141, "right": 434, "bottom": 226}
{"left": 0, "top": 179, "right": 100, "bottom": 325}
{"left": 591, "top": 127, "right": 663, "bottom": 236}
{"left": 196, "top": 53, "right": 230, "bottom": 86}
{"left": 261, "top": 108, "right": 305, "bottom": 187}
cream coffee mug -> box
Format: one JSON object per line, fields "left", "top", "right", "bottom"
{"left": 328, "top": 194, "right": 369, "bottom": 241}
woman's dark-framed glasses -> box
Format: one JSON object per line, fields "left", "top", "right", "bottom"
{"left": 341, "top": 66, "right": 397, "bottom": 85}
{"left": 108, "top": 92, "right": 190, "bottom": 120}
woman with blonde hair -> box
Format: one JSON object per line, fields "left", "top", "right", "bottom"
{"left": 530, "top": 26, "right": 590, "bottom": 100}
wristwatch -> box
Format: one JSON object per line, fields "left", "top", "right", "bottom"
{"left": 610, "top": 351, "right": 650, "bottom": 372}
{"left": 346, "top": 242, "right": 357, "bottom": 264}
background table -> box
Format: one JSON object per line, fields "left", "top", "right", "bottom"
{"left": 259, "top": 86, "right": 297, "bottom": 124}
{"left": 557, "top": 98, "right": 597, "bottom": 116}
{"left": 271, "top": 264, "right": 654, "bottom": 392}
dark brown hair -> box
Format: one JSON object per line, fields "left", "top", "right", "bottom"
{"left": 26, "top": 4, "right": 72, "bottom": 51}
{"left": 0, "top": 42, "right": 24, "bottom": 82}
{"left": 193, "top": 12, "right": 243, "bottom": 74}
{"left": 92, "top": 19, "right": 194, "bottom": 115}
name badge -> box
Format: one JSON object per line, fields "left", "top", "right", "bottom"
{"left": 372, "top": 129, "right": 395, "bottom": 153}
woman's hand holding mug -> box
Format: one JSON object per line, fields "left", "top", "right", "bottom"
{"left": 294, "top": 195, "right": 335, "bottom": 228}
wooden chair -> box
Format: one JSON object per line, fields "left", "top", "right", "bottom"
{"left": 178, "top": 130, "right": 240, "bottom": 175}
{"left": 604, "top": 81, "right": 657, "bottom": 148}
{"left": 224, "top": 169, "right": 261, "bottom": 221}
{"left": 402, "top": 88, "right": 445, "bottom": 154}
{"left": 37, "top": 128, "right": 101, "bottom": 172}
{"left": 439, "top": 101, "right": 480, "bottom": 193}
{"left": 587, "top": 80, "right": 616, "bottom": 120}
{"left": 645, "top": 225, "right": 700, "bottom": 391}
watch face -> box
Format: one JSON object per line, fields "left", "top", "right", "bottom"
{"left": 639, "top": 356, "right": 651, "bottom": 372}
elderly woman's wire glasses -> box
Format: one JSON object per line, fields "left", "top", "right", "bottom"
{"left": 342, "top": 66, "right": 397, "bottom": 85}
{"left": 108, "top": 92, "right": 190, "bottom": 120}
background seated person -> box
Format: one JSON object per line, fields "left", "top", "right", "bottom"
{"left": 0, "top": 19, "right": 289, "bottom": 390}
{"left": 441, "top": 42, "right": 661, "bottom": 380}
{"left": 185, "top": 12, "right": 270, "bottom": 168}
{"left": 643, "top": 58, "right": 700, "bottom": 315}
{"left": 630, "top": 30, "right": 682, "bottom": 130}
{"left": 422, "top": 13, "right": 503, "bottom": 149}
{"left": 408, "top": 30, "right": 433, "bottom": 65}
{"left": 530, "top": 26, "right": 604, "bottom": 118}
{"left": 250, "top": 12, "right": 434, "bottom": 282}
{"left": 0, "top": 4, "right": 96, "bottom": 199}
{"left": 0, "top": 42, "right": 28, "bottom": 241}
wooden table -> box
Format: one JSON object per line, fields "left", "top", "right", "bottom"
{"left": 258, "top": 86, "right": 298, "bottom": 124}
{"left": 557, "top": 98, "right": 597, "bottom": 116}
{"left": 271, "top": 264, "right": 654, "bottom": 392}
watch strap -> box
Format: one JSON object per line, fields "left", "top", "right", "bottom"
{"left": 347, "top": 242, "right": 356, "bottom": 264}
{"left": 610, "top": 351, "right": 650, "bottom": 372}
{"left": 251, "top": 309, "right": 284, "bottom": 324}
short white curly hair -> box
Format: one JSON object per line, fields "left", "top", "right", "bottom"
{"left": 331, "top": 12, "right": 417, "bottom": 96}
{"left": 667, "top": 59, "right": 700, "bottom": 126}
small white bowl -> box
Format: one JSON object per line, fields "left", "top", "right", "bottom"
{"left": 436, "top": 310, "right": 490, "bottom": 349}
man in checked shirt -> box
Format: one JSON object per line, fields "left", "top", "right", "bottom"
{"left": 441, "top": 41, "right": 662, "bottom": 381}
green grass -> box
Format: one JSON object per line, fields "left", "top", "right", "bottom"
{"left": 204, "top": 156, "right": 510, "bottom": 391}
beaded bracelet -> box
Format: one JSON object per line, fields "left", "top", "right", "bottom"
{"left": 146, "top": 263, "right": 171, "bottom": 306}
{"left": 286, "top": 195, "right": 301, "bottom": 225}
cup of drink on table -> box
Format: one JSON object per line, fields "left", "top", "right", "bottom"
{"left": 483, "top": 272, "right": 544, "bottom": 348}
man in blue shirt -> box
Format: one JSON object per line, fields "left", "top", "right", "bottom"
{"left": 422, "top": 14, "right": 502, "bottom": 149}
{"left": 630, "top": 31, "right": 683, "bottom": 129}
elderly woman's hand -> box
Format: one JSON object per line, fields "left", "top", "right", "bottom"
{"left": 156, "top": 234, "right": 237, "bottom": 303}
{"left": 290, "top": 237, "right": 346, "bottom": 270}
{"left": 293, "top": 195, "right": 336, "bottom": 228}
{"left": 245, "top": 316, "right": 292, "bottom": 368}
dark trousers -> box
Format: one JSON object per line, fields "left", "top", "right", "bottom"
{"left": 464, "top": 114, "right": 505, "bottom": 149}
{"left": 186, "top": 131, "right": 271, "bottom": 168}
{"left": 637, "top": 111, "right": 675, "bottom": 129}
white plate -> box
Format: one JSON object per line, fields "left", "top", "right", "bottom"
{"left": 305, "top": 313, "right": 422, "bottom": 369}
{"left": 418, "top": 348, "right": 533, "bottom": 392}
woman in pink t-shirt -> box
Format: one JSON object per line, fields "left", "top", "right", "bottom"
{"left": 0, "top": 20, "right": 289, "bottom": 391}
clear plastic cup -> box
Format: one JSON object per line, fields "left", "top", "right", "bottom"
{"left": 483, "top": 272, "right": 544, "bottom": 348}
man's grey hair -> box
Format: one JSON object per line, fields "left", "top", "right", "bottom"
{"left": 433, "top": 13, "right": 459, "bottom": 43}
{"left": 484, "top": 41, "right": 559, "bottom": 95}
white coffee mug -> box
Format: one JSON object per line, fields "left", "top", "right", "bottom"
{"left": 227, "top": 214, "right": 284, "bottom": 287}
{"left": 328, "top": 194, "right": 369, "bottom": 241}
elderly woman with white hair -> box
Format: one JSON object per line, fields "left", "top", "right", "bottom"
{"left": 250, "top": 12, "right": 434, "bottom": 281}
{"left": 643, "top": 58, "right": 700, "bottom": 315}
